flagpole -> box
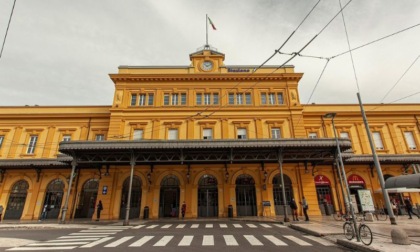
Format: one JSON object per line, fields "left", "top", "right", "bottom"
{"left": 206, "top": 14, "right": 208, "bottom": 47}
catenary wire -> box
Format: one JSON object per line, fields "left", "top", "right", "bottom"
{"left": 0, "top": 0, "right": 17, "bottom": 61}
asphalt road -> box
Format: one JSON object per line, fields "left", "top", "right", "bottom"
{"left": 0, "top": 221, "right": 353, "bottom": 252}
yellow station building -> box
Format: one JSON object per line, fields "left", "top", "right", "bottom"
{"left": 0, "top": 46, "right": 419, "bottom": 221}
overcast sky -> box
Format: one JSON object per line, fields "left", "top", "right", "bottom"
{"left": 0, "top": 0, "right": 419, "bottom": 106}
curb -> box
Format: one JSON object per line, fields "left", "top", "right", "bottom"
{"left": 337, "top": 239, "right": 381, "bottom": 252}
{"left": 289, "top": 224, "right": 324, "bottom": 237}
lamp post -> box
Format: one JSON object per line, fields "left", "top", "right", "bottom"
{"left": 324, "top": 113, "right": 359, "bottom": 241}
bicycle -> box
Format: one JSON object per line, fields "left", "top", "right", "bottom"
{"left": 372, "top": 208, "right": 388, "bottom": 221}
{"left": 333, "top": 211, "right": 348, "bottom": 221}
{"left": 343, "top": 217, "right": 373, "bottom": 246}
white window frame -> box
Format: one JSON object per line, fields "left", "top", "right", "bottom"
{"left": 95, "top": 134, "right": 105, "bottom": 141}
{"left": 372, "top": 131, "right": 384, "bottom": 150}
{"left": 148, "top": 93, "right": 154, "bottom": 105}
{"left": 308, "top": 132, "right": 317, "bottom": 139}
{"left": 139, "top": 94, "right": 146, "bottom": 106}
{"left": 181, "top": 93, "right": 187, "bottom": 105}
{"left": 237, "top": 128, "right": 247, "bottom": 139}
{"left": 269, "top": 93, "right": 275, "bottom": 105}
{"left": 204, "top": 93, "right": 211, "bottom": 105}
{"left": 163, "top": 93, "right": 170, "bottom": 105}
{"left": 133, "top": 129, "right": 144, "bottom": 140}
{"left": 130, "top": 94, "right": 137, "bottom": 106}
{"left": 404, "top": 131, "right": 417, "bottom": 150}
{"left": 171, "top": 94, "right": 178, "bottom": 105}
{"left": 340, "top": 132, "right": 350, "bottom": 139}
{"left": 168, "top": 129, "right": 178, "bottom": 140}
{"left": 27, "top": 135, "right": 38, "bottom": 154}
{"left": 213, "top": 93, "right": 219, "bottom": 105}
{"left": 271, "top": 128, "right": 281, "bottom": 139}
{"left": 196, "top": 93, "right": 202, "bottom": 105}
{"left": 237, "top": 93, "right": 243, "bottom": 105}
{"left": 0, "top": 135, "right": 4, "bottom": 149}
{"left": 261, "top": 93, "right": 267, "bottom": 105}
{"left": 203, "top": 128, "right": 213, "bottom": 140}
{"left": 62, "top": 135, "right": 71, "bottom": 142}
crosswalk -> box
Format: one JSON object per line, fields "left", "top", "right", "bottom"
{"left": 7, "top": 223, "right": 335, "bottom": 250}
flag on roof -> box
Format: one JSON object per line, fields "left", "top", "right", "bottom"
{"left": 208, "top": 17, "right": 217, "bottom": 30}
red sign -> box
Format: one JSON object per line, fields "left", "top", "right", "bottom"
{"left": 347, "top": 174, "right": 365, "bottom": 185}
{"left": 314, "top": 175, "right": 331, "bottom": 186}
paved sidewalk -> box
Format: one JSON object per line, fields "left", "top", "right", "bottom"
{"left": 0, "top": 215, "right": 419, "bottom": 251}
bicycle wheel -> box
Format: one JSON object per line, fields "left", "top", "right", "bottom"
{"left": 359, "top": 224, "right": 373, "bottom": 246}
{"left": 333, "top": 212, "right": 343, "bottom": 221}
{"left": 343, "top": 222, "right": 354, "bottom": 240}
{"left": 376, "top": 211, "right": 388, "bottom": 221}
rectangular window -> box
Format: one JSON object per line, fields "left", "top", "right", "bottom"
{"left": 261, "top": 93, "right": 267, "bottom": 105}
{"left": 27, "top": 135, "right": 38, "bottom": 154}
{"left": 245, "top": 93, "right": 251, "bottom": 105}
{"left": 277, "top": 93, "right": 284, "bottom": 104}
{"left": 204, "top": 93, "right": 211, "bottom": 105}
{"left": 168, "top": 129, "right": 178, "bottom": 140}
{"left": 164, "top": 93, "right": 170, "bottom": 105}
{"left": 181, "top": 93, "right": 187, "bottom": 105}
{"left": 139, "top": 94, "right": 146, "bottom": 106}
{"left": 372, "top": 131, "right": 384, "bottom": 150}
{"left": 229, "top": 93, "right": 234, "bottom": 105}
{"left": 196, "top": 93, "right": 202, "bottom": 105}
{"left": 236, "top": 93, "right": 243, "bottom": 105}
{"left": 404, "top": 132, "right": 417, "bottom": 150}
{"left": 271, "top": 128, "right": 281, "bottom": 139}
{"left": 95, "top": 134, "right": 105, "bottom": 141}
{"left": 133, "top": 129, "right": 144, "bottom": 140}
{"left": 131, "top": 94, "right": 137, "bottom": 106}
{"left": 0, "top": 135, "right": 4, "bottom": 149}
{"left": 308, "top": 132, "right": 317, "bottom": 139}
{"left": 172, "top": 94, "right": 178, "bottom": 105}
{"left": 148, "top": 94, "right": 154, "bottom": 105}
{"left": 269, "top": 93, "right": 275, "bottom": 105}
{"left": 340, "top": 132, "right": 350, "bottom": 139}
{"left": 203, "top": 128, "right": 213, "bottom": 139}
{"left": 237, "top": 128, "right": 247, "bottom": 139}
{"left": 62, "top": 135, "right": 71, "bottom": 142}
{"left": 213, "top": 93, "right": 219, "bottom": 105}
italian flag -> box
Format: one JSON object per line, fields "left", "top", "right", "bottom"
{"left": 208, "top": 17, "right": 217, "bottom": 30}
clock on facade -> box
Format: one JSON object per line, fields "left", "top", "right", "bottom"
{"left": 201, "top": 61, "right": 213, "bottom": 71}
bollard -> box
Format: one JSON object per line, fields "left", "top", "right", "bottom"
{"left": 391, "top": 228, "right": 411, "bottom": 245}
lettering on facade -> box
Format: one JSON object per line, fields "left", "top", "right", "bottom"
{"left": 227, "top": 68, "right": 251, "bottom": 72}
{"left": 314, "top": 175, "right": 331, "bottom": 186}
{"left": 347, "top": 174, "right": 365, "bottom": 185}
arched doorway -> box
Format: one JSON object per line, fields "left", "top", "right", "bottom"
{"left": 120, "top": 176, "right": 142, "bottom": 219}
{"left": 4, "top": 180, "right": 29, "bottom": 220}
{"left": 314, "top": 175, "right": 334, "bottom": 215}
{"left": 75, "top": 179, "right": 99, "bottom": 218}
{"left": 159, "top": 175, "right": 180, "bottom": 218}
{"left": 273, "top": 174, "right": 293, "bottom": 216}
{"left": 235, "top": 174, "right": 257, "bottom": 216}
{"left": 198, "top": 175, "right": 218, "bottom": 217}
{"left": 43, "top": 179, "right": 64, "bottom": 219}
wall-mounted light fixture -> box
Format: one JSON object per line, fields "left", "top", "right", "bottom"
{"left": 264, "top": 170, "right": 268, "bottom": 183}
{"left": 225, "top": 164, "right": 229, "bottom": 183}
{"left": 147, "top": 172, "right": 152, "bottom": 185}
{"left": 186, "top": 164, "right": 191, "bottom": 184}
{"left": 104, "top": 165, "right": 110, "bottom": 177}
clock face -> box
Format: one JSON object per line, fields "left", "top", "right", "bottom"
{"left": 201, "top": 61, "right": 213, "bottom": 71}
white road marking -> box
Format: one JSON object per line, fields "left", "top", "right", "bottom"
{"left": 80, "top": 230, "right": 118, "bottom": 233}
{"left": 246, "top": 224, "right": 257, "bottom": 228}
{"left": 79, "top": 237, "right": 114, "bottom": 248}
{"left": 233, "top": 224, "right": 243, "bottom": 228}
{"left": 153, "top": 236, "right": 174, "bottom": 246}
{"left": 244, "top": 235, "right": 263, "bottom": 246}
{"left": 273, "top": 224, "right": 286, "bottom": 228}
{"left": 260, "top": 224, "right": 272, "bottom": 228}
{"left": 161, "top": 224, "right": 172, "bottom": 229}
{"left": 51, "top": 238, "right": 98, "bottom": 242}
{"left": 7, "top": 247, "right": 77, "bottom": 251}
{"left": 66, "top": 234, "right": 109, "bottom": 237}
{"left": 205, "top": 224, "right": 213, "bottom": 228}
{"left": 202, "top": 235, "right": 214, "bottom": 246}
{"left": 283, "top": 235, "right": 312, "bottom": 246}
{"left": 104, "top": 236, "right": 134, "bottom": 247}
{"left": 26, "top": 242, "right": 88, "bottom": 246}
{"left": 176, "top": 224, "right": 186, "bottom": 228}
{"left": 264, "top": 235, "right": 288, "bottom": 246}
{"left": 132, "top": 225, "right": 145, "bottom": 229}
{"left": 303, "top": 235, "right": 335, "bottom": 246}
{"left": 223, "top": 235, "right": 239, "bottom": 246}
{"left": 178, "top": 236, "right": 194, "bottom": 246}
{"left": 146, "top": 225, "right": 159, "bottom": 229}
{"left": 191, "top": 224, "right": 199, "bottom": 228}
{"left": 129, "top": 236, "right": 154, "bottom": 247}
{"left": 219, "top": 223, "right": 228, "bottom": 228}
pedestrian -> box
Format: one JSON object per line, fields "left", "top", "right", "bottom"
{"left": 40, "top": 204, "right": 48, "bottom": 220}
{"left": 181, "top": 201, "right": 186, "bottom": 219}
{"left": 290, "top": 198, "right": 299, "bottom": 221}
{"left": 0, "top": 205, "right": 3, "bottom": 222}
{"left": 391, "top": 198, "right": 398, "bottom": 216}
{"left": 404, "top": 198, "right": 419, "bottom": 219}
{"left": 300, "top": 196, "right": 309, "bottom": 221}
{"left": 96, "top": 200, "right": 103, "bottom": 221}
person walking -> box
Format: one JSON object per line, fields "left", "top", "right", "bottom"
{"left": 290, "top": 198, "right": 299, "bottom": 221}
{"left": 96, "top": 200, "right": 103, "bottom": 221}
{"left": 40, "top": 204, "right": 48, "bottom": 221}
{"left": 404, "top": 198, "right": 419, "bottom": 219}
{"left": 0, "top": 205, "right": 3, "bottom": 222}
{"left": 300, "top": 196, "right": 309, "bottom": 221}
{"left": 181, "top": 201, "right": 186, "bottom": 219}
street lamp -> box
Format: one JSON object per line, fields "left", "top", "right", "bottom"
{"left": 324, "top": 112, "right": 360, "bottom": 242}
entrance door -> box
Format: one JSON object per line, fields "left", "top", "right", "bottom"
{"left": 43, "top": 179, "right": 64, "bottom": 219}
{"left": 273, "top": 174, "right": 293, "bottom": 216}
{"left": 120, "top": 176, "right": 142, "bottom": 219}
{"left": 235, "top": 175, "right": 257, "bottom": 216}
{"left": 75, "top": 179, "right": 99, "bottom": 218}
{"left": 198, "top": 175, "right": 218, "bottom": 217}
{"left": 4, "top": 180, "right": 29, "bottom": 220}
{"left": 159, "top": 175, "right": 180, "bottom": 218}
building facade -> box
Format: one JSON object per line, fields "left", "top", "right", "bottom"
{"left": 1, "top": 47, "right": 420, "bottom": 221}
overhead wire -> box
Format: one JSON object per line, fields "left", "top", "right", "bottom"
{"left": 0, "top": 0, "right": 17, "bottom": 61}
